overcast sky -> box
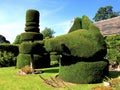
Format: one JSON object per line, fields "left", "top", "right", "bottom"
{"left": 0, "top": 0, "right": 120, "bottom": 43}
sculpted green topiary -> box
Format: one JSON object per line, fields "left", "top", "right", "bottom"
{"left": 17, "top": 9, "right": 50, "bottom": 69}
{"left": 68, "top": 17, "right": 82, "bottom": 33}
{"left": 25, "top": 9, "right": 39, "bottom": 32}
{"left": 45, "top": 15, "right": 108, "bottom": 84}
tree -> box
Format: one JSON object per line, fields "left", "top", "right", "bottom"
{"left": 13, "top": 34, "right": 21, "bottom": 44}
{"left": 0, "top": 35, "right": 10, "bottom": 44}
{"left": 41, "top": 27, "right": 55, "bottom": 38}
{"left": 93, "top": 6, "right": 120, "bottom": 22}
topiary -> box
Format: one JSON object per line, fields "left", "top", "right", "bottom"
{"left": 44, "top": 15, "right": 108, "bottom": 84}
{"left": 21, "top": 32, "right": 43, "bottom": 41}
{"left": 59, "top": 58, "right": 109, "bottom": 84}
{"left": 68, "top": 17, "right": 82, "bottom": 33}
{"left": 17, "top": 54, "right": 31, "bottom": 69}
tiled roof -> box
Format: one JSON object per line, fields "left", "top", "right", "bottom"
{"left": 94, "top": 16, "right": 120, "bottom": 36}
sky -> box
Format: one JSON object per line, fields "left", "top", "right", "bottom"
{"left": 0, "top": 0, "right": 120, "bottom": 43}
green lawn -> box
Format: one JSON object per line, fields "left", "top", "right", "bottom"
{"left": 0, "top": 67, "right": 111, "bottom": 90}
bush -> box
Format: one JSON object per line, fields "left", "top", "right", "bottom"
{"left": 59, "top": 58, "right": 109, "bottom": 84}
{"left": 0, "top": 51, "right": 17, "bottom": 67}
{"left": 0, "top": 44, "right": 19, "bottom": 56}
{"left": 105, "top": 34, "right": 120, "bottom": 63}
{"left": 17, "top": 54, "right": 31, "bottom": 69}
{"left": 21, "top": 32, "right": 43, "bottom": 41}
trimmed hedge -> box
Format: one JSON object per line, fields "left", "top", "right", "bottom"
{"left": 82, "top": 15, "right": 92, "bottom": 30}
{"left": 19, "top": 42, "right": 33, "bottom": 54}
{"left": 0, "top": 44, "right": 19, "bottom": 56}
{"left": 17, "top": 54, "right": 31, "bottom": 69}
{"left": 59, "top": 57, "right": 109, "bottom": 84}
{"left": 33, "top": 54, "right": 50, "bottom": 69}
{"left": 25, "top": 22, "right": 39, "bottom": 27}
{"left": 26, "top": 9, "right": 39, "bottom": 23}
{"left": 21, "top": 32, "right": 43, "bottom": 41}
{"left": 25, "top": 26, "right": 39, "bottom": 32}
{"left": 68, "top": 17, "right": 82, "bottom": 33}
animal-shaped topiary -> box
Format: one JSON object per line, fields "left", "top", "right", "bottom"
{"left": 45, "top": 16, "right": 109, "bottom": 84}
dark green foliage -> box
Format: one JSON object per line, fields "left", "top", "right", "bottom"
{"left": 33, "top": 54, "right": 50, "bottom": 69}
{"left": 50, "top": 52, "right": 59, "bottom": 66}
{"left": 25, "top": 9, "right": 40, "bottom": 32}
{"left": 19, "top": 42, "right": 33, "bottom": 54}
{"left": 26, "top": 9, "right": 39, "bottom": 23}
{"left": 93, "top": 6, "right": 120, "bottom": 22}
{"left": 45, "top": 29, "right": 106, "bottom": 59}
{"left": 25, "top": 22, "right": 39, "bottom": 27}
{"left": 19, "top": 41, "right": 45, "bottom": 54}
{"left": 105, "top": 34, "right": 120, "bottom": 63}
{"left": 0, "top": 44, "right": 19, "bottom": 56}
{"left": 68, "top": 17, "right": 82, "bottom": 33}
{"left": 32, "top": 41, "right": 45, "bottom": 54}
{"left": 0, "top": 51, "right": 17, "bottom": 67}
{"left": 0, "top": 44, "right": 19, "bottom": 67}
{"left": 17, "top": 54, "right": 31, "bottom": 69}
{"left": 59, "top": 58, "right": 109, "bottom": 84}
{"left": 0, "top": 34, "right": 10, "bottom": 43}
{"left": 21, "top": 32, "right": 43, "bottom": 41}
{"left": 25, "top": 26, "right": 39, "bottom": 32}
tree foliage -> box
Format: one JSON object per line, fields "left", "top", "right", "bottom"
{"left": 0, "top": 35, "right": 10, "bottom": 44}
{"left": 13, "top": 34, "right": 21, "bottom": 44}
{"left": 93, "top": 6, "right": 120, "bottom": 22}
{"left": 41, "top": 27, "right": 55, "bottom": 38}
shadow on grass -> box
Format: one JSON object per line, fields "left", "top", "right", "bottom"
{"left": 43, "top": 68, "right": 59, "bottom": 73}
{"left": 109, "top": 71, "right": 120, "bottom": 78}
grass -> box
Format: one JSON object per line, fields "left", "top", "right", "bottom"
{"left": 0, "top": 67, "right": 119, "bottom": 90}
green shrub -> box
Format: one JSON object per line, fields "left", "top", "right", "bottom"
{"left": 21, "top": 32, "right": 43, "bottom": 41}
{"left": 0, "top": 51, "right": 17, "bottom": 67}
{"left": 17, "top": 54, "right": 31, "bottom": 69}
{"left": 105, "top": 34, "right": 120, "bottom": 63}
{"left": 68, "top": 17, "right": 82, "bottom": 33}
{"left": 0, "top": 44, "right": 19, "bottom": 56}
{"left": 59, "top": 58, "right": 109, "bottom": 84}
